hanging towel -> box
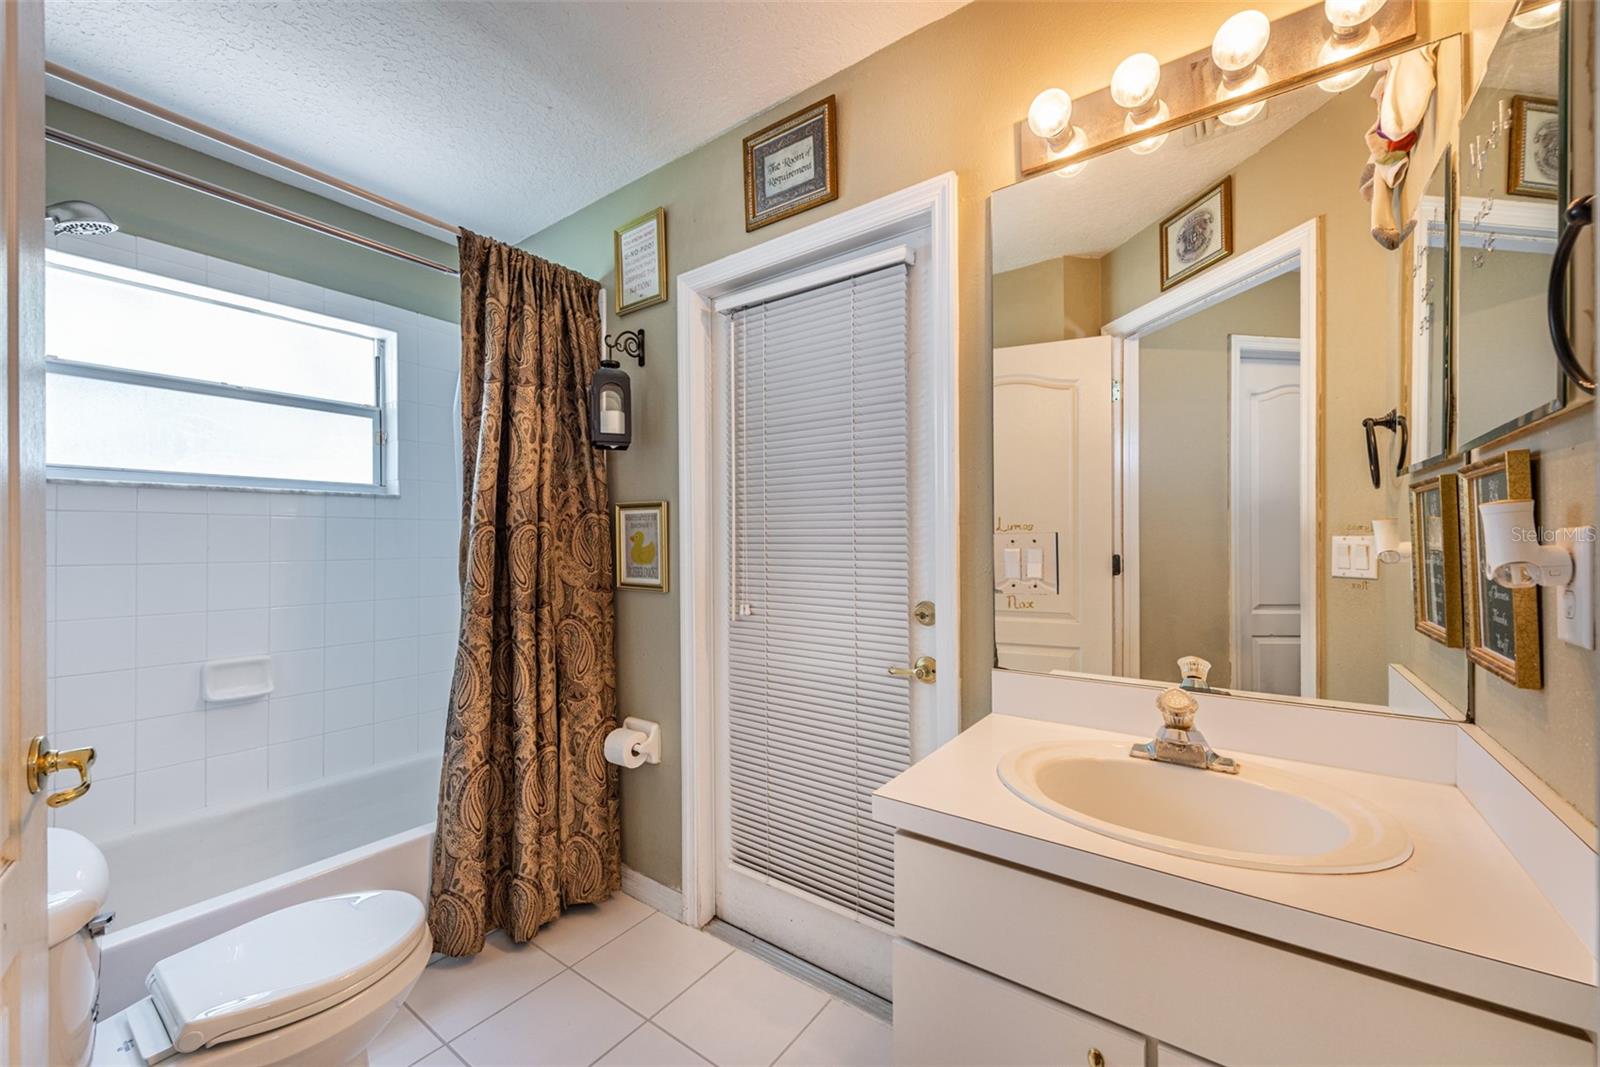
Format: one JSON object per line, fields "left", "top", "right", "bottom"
{"left": 1361, "top": 43, "right": 1437, "bottom": 249}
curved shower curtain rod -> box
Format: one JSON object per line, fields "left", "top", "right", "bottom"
{"left": 45, "top": 62, "right": 462, "bottom": 276}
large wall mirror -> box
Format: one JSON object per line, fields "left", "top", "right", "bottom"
{"left": 1455, "top": 2, "right": 1571, "bottom": 449}
{"left": 990, "top": 36, "right": 1471, "bottom": 718}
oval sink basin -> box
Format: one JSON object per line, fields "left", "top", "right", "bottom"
{"left": 997, "top": 741, "right": 1412, "bottom": 874}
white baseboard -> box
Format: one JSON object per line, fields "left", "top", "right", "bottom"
{"left": 621, "top": 865, "right": 685, "bottom": 923}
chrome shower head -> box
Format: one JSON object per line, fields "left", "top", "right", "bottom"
{"left": 45, "top": 200, "right": 118, "bottom": 237}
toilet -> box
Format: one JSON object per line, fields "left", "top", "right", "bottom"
{"left": 47, "top": 828, "right": 432, "bottom": 1067}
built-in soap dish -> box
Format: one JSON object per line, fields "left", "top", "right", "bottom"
{"left": 202, "top": 656, "right": 274, "bottom": 704}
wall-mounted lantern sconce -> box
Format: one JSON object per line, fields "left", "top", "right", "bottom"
{"left": 589, "top": 329, "right": 645, "bottom": 451}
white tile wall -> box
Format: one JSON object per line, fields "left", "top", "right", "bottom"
{"left": 45, "top": 237, "right": 462, "bottom": 844}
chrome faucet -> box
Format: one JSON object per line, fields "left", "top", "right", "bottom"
{"left": 1130, "top": 659, "right": 1240, "bottom": 774}
{"left": 1177, "top": 655, "right": 1226, "bottom": 694}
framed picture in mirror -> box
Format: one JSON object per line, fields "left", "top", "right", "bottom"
{"left": 1159, "top": 177, "right": 1233, "bottom": 290}
{"left": 1410, "top": 472, "right": 1463, "bottom": 647}
{"left": 1507, "top": 95, "right": 1559, "bottom": 200}
{"left": 1462, "top": 449, "right": 1541, "bottom": 688}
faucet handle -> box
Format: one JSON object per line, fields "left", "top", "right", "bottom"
{"left": 1177, "top": 656, "right": 1212, "bottom": 689}
{"left": 1156, "top": 687, "right": 1198, "bottom": 731}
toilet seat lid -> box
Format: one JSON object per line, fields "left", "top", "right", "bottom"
{"left": 147, "top": 890, "right": 426, "bottom": 1053}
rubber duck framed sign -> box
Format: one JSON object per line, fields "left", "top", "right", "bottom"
{"left": 615, "top": 501, "right": 669, "bottom": 592}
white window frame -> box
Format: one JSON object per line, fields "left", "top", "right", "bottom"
{"left": 44, "top": 249, "right": 401, "bottom": 495}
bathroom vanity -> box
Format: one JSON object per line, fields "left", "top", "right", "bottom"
{"left": 941, "top": 3, "right": 1598, "bottom": 1062}
{"left": 874, "top": 675, "right": 1596, "bottom": 1066}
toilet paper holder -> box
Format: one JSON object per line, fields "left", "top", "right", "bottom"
{"left": 606, "top": 717, "right": 662, "bottom": 767}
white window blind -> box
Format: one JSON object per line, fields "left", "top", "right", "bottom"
{"left": 727, "top": 263, "right": 911, "bottom": 928}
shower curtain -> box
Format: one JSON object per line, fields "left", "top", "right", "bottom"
{"left": 428, "top": 230, "right": 620, "bottom": 956}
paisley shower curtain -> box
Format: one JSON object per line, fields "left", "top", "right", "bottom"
{"left": 428, "top": 230, "right": 620, "bottom": 956}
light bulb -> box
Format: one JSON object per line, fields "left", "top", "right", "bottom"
{"left": 1216, "top": 65, "right": 1268, "bottom": 126}
{"left": 1212, "top": 10, "right": 1271, "bottom": 74}
{"left": 1512, "top": 0, "right": 1560, "bottom": 30}
{"left": 1125, "top": 99, "right": 1171, "bottom": 154}
{"left": 1049, "top": 126, "right": 1090, "bottom": 178}
{"left": 1316, "top": 31, "right": 1377, "bottom": 91}
{"left": 1318, "top": 63, "right": 1373, "bottom": 92}
{"left": 1027, "top": 88, "right": 1073, "bottom": 141}
{"left": 1111, "top": 53, "right": 1162, "bottom": 111}
{"left": 1325, "top": 0, "right": 1387, "bottom": 35}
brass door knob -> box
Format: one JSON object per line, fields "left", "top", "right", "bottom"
{"left": 887, "top": 656, "right": 937, "bottom": 683}
{"left": 27, "top": 736, "right": 95, "bottom": 808}
{"left": 1086, "top": 1050, "right": 1106, "bottom": 1067}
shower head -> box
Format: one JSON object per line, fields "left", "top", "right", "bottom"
{"left": 45, "top": 200, "right": 118, "bottom": 237}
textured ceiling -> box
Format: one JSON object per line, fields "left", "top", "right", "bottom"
{"left": 44, "top": 1, "right": 966, "bottom": 243}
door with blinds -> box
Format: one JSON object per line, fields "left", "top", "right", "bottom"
{"left": 716, "top": 253, "right": 932, "bottom": 998}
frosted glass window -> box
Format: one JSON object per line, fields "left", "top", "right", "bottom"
{"left": 46, "top": 264, "right": 376, "bottom": 404}
{"left": 45, "top": 252, "right": 392, "bottom": 491}
{"left": 47, "top": 376, "right": 376, "bottom": 486}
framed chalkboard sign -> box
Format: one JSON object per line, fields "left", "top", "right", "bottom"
{"left": 1462, "top": 449, "right": 1542, "bottom": 688}
{"left": 1409, "top": 472, "right": 1463, "bottom": 647}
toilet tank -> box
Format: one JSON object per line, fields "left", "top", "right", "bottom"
{"left": 48, "top": 828, "right": 111, "bottom": 1067}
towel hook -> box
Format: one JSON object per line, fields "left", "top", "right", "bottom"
{"left": 1362, "top": 409, "right": 1409, "bottom": 489}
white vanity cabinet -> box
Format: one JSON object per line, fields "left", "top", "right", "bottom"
{"left": 891, "top": 835, "right": 1592, "bottom": 1066}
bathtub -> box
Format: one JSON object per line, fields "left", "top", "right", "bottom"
{"left": 96, "top": 753, "right": 441, "bottom": 1015}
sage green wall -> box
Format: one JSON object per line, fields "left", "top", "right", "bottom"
{"left": 520, "top": 0, "right": 1329, "bottom": 890}
{"left": 45, "top": 100, "right": 458, "bottom": 321}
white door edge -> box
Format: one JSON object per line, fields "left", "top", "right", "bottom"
{"left": 1105, "top": 219, "right": 1320, "bottom": 699}
{"left": 676, "top": 173, "right": 960, "bottom": 930}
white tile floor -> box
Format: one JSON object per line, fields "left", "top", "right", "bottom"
{"left": 369, "top": 893, "right": 892, "bottom": 1067}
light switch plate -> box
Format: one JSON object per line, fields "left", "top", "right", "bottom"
{"left": 995, "top": 531, "right": 1059, "bottom": 594}
{"left": 1331, "top": 535, "right": 1378, "bottom": 579}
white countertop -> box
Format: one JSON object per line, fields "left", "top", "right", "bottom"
{"left": 872, "top": 714, "right": 1597, "bottom": 1031}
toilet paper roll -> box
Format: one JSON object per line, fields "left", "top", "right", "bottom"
{"left": 604, "top": 727, "right": 649, "bottom": 769}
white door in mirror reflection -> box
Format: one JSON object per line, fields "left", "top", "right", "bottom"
{"left": 1230, "top": 337, "right": 1302, "bottom": 696}
{"left": 993, "top": 337, "right": 1114, "bottom": 675}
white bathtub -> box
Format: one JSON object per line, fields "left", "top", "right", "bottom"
{"left": 96, "top": 754, "right": 441, "bottom": 1015}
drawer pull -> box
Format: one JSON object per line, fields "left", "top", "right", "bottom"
{"left": 1087, "top": 1049, "right": 1106, "bottom": 1067}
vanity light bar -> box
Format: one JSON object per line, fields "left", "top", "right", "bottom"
{"left": 1017, "top": 0, "right": 1418, "bottom": 178}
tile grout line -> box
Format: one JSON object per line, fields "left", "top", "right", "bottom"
{"left": 634, "top": 947, "right": 740, "bottom": 1066}
{"left": 416, "top": 895, "right": 657, "bottom": 1058}
{"left": 768, "top": 997, "right": 833, "bottom": 1067}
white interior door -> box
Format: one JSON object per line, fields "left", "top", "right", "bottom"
{"left": 714, "top": 239, "right": 937, "bottom": 999}
{"left": 992, "top": 338, "right": 1115, "bottom": 675}
{"left": 1229, "top": 337, "right": 1302, "bottom": 696}
{"left": 0, "top": 3, "right": 52, "bottom": 1062}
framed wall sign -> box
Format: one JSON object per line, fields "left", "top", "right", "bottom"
{"left": 1462, "top": 449, "right": 1541, "bottom": 688}
{"left": 614, "top": 208, "right": 667, "bottom": 315}
{"left": 1409, "top": 472, "right": 1463, "bottom": 647}
{"left": 615, "top": 500, "right": 669, "bottom": 592}
{"left": 1507, "top": 95, "right": 1559, "bottom": 200}
{"left": 742, "top": 96, "right": 839, "bottom": 232}
{"left": 1159, "top": 176, "right": 1233, "bottom": 290}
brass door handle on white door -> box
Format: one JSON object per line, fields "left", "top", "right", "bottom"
{"left": 887, "top": 656, "right": 937, "bottom": 683}
{"left": 27, "top": 736, "right": 95, "bottom": 808}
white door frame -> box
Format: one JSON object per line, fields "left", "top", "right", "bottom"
{"left": 675, "top": 173, "right": 960, "bottom": 927}
{"left": 1, "top": 2, "right": 52, "bottom": 1061}
{"left": 1103, "top": 219, "right": 1320, "bottom": 698}
{"left": 1228, "top": 334, "right": 1302, "bottom": 692}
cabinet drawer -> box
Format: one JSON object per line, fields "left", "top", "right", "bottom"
{"left": 895, "top": 835, "right": 1591, "bottom": 1066}
{"left": 894, "top": 940, "right": 1145, "bottom": 1067}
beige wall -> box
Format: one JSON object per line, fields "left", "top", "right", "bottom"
{"left": 1102, "top": 83, "right": 1401, "bottom": 705}
{"left": 993, "top": 255, "right": 1102, "bottom": 347}
{"left": 519, "top": 0, "right": 1576, "bottom": 890}
{"left": 1139, "top": 273, "right": 1301, "bottom": 687}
